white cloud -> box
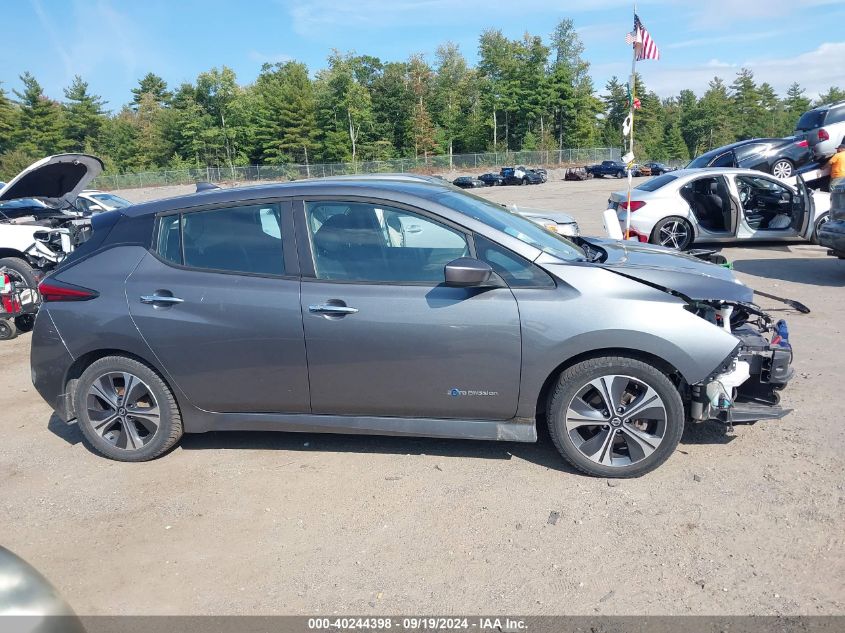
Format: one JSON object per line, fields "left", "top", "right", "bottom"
{"left": 612, "top": 42, "right": 845, "bottom": 100}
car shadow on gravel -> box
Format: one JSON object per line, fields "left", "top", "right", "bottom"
{"left": 733, "top": 257, "right": 845, "bottom": 287}
{"left": 47, "top": 412, "right": 736, "bottom": 473}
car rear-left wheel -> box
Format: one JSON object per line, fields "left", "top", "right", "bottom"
{"left": 75, "top": 356, "right": 183, "bottom": 462}
{"left": 812, "top": 213, "right": 829, "bottom": 245}
{"left": 771, "top": 159, "right": 794, "bottom": 179}
{"left": 651, "top": 216, "right": 693, "bottom": 250}
{"left": 547, "top": 356, "right": 685, "bottom": 477}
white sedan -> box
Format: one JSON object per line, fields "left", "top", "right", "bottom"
{"left": 609, "top": 168, "right": 831, "bottom": 250}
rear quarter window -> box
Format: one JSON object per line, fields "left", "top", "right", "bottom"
{"left": 826, "top": 105, "right": 845, "bottom": 125}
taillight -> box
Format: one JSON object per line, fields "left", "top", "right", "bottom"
{"left": 38, "top": 279, "right": 99, "bottom": 302}
{"left": 619, "top": 200, "right": 646, "bottom": 212}
{"left": 795, "top": 139, "right": 808, "bottom": 148}
{"left": 819, "top": 128, "right": 830, "bottom": 142}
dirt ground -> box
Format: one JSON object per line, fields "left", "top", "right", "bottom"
{"left": 1, "top": 177, "right": 843, "bottom": 616}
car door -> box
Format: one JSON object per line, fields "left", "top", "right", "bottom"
{"left": 125, "top": 200, "right": 310, "bottom": 414}
{"left": 296, "top": 198, "right": 522, "bottom": 421}
{"left": 732, "top": 174, "right": 804, "bottom": 239}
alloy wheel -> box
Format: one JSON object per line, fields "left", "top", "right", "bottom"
{"left": 658, "top": 220, "right": 689, "bottom": 249}
{"left": 771, "top": 160, "right": 793, "bottom": 179}
{"left": 565, "top": 374, "right": 667, "bottom": 467}
{"left": 86, "top": 371, "right": 161, "bottom": 450}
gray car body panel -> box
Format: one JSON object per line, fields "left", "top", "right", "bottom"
{"left": 35, "top": 178, "right": 749, "bottom": 440}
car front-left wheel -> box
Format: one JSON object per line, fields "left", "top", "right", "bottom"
{"left": 547, "top": 356, "right": 685, "bottom": 478}
{"left": 75, "top": 356, "right": 183, "bottom": 461}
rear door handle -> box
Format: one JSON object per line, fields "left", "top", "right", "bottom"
{"left": 308, "top": 304, "right": 358, "bottom": 315}
{"left": 140, "top": 294, "right": 184, "bottom": 305}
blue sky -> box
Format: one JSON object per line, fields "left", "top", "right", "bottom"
{"left": 2, "top": 0, "right": 843, "bottom": 112}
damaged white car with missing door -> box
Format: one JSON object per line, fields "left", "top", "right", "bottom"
{"left": 0, "top": 154, "right": 103, "bottom": 296}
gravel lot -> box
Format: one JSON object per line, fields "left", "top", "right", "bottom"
{"left": 1, "top": 177, "right": 843, "bottom": 616}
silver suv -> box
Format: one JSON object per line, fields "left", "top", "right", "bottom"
{"left": 795, "top": 100, "right": 845, "bottom": 159}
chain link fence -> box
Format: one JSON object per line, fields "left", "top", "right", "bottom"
{"left": 92, "top": 148, "right": 621, "bottom": 190}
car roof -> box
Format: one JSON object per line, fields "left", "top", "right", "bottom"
{"left": 651, "top": 167, "right": 791, "bottom": 180}
{"left": 121, "top": 177, "right": 457, "bottom": 218}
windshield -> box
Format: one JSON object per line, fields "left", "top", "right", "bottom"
{"left": 635, "top": 174, "right": 678, "bottom": 192}
{"left": 434, "top": 190, "right": 585, "bottom": 262}
{"left": 91, "top": 193, "right": 132, "bottom": 208}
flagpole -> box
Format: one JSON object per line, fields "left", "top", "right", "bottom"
{"left": 625, "top": 7, "right": 637, "bottom": 240}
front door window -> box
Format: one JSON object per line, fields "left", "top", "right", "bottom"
{"left": 735, "top": 175, "right": 799, "bottom": 231}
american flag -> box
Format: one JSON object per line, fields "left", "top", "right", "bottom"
{"left": 625, "top": 14, "right": 660, "bottom": 61}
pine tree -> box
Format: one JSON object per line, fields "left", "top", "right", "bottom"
{"left": 13, "top": 72, "right": 64, "bottom": 155}
{"left": 815, "top": 86, "right": 845, "bottom": 106}
{"left": 731, "top": 68, "right": 763, "bottom": 140}
{"left": 0, "top": 82, "right": 17, "bottom": 154}
{"left": 131, "top": 73, "right": 171, "bottom": 109}
{"left": 783, "top": 83, "right": 811, "bottom": 133}
{"left": 62, "top": 75, "right": 106, "bottom": 151}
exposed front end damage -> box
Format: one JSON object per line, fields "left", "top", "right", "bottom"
{"left": 687, "top": 300, "right": 793, "bottom": 425}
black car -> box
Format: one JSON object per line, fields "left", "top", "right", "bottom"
{"left": 818, "top": 181, "right": 845, "bottom": 258}
{"left": 452, "top": 176, "right": 486, "bottom": 189}
{"left": 500, "top": 167, "right": 544, "bottom": 186}
{"left": 478, "top": 173, "right": 505, "bottom": 186}
{"left": 687, "top": 137, "right": 811, "bottom": 179}
{"left": 643, "top": 162, "right": 670, "bottom": 175}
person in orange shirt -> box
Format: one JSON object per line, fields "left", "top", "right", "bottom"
{"left": 830, "top": 137, "right": 845, "bottom": 187}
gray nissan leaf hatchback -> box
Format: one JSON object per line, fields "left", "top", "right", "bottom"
{"left": 30, "top": 176, "right": 794, "bottom": 477}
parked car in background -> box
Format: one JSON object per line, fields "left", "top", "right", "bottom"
{"left": 32, "top": 176, "right": 793, "bottom": 477}
{"left": 452, "top": 176, "right": 486, "bottom": 189}
{"left": 586, "top": 160, "right": 628, "bottom": 179}
{"left": 818, "top": 181, "right": 845, "bottom": 258}
{"left": 500, "top": 166, "right": 544, "bottom": 186}
{"left": 564, "top": 167, "right": 592, "bottom": 181}
{"left": 687, "top": 137, "right": 812, "bottom": 179}
{"left": 631, "top": 164, "right": 651, "bottom": 177}
{"left": 0, "top": 154, "right": 101, "bottom": 299}
{"left": 643, "top": 162, "right": 671, "bottom": 175}
{"left": 478, "top": 172, "right": 505, "bottom": 186}
{"left": 794, "top": 100, "right": 845, "bottom": 159}
{"left": 76, "top": 190, "right": 132, "bottom": 214}
{"left": 608, "top": 168, "right": 830, "bottom": 250}
{"left": 508, "top": 204, "right": 579, "bottom": 237}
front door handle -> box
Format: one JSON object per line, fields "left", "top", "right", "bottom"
{"left": 140, "top": 294, "right": 185, "bottom": 305}
{"left": 308, "top": 304, "right": 358, "bottom": 315}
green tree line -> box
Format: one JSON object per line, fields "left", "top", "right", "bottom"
{"left": 1, "top": 18, "right": 843, "bottom": 180}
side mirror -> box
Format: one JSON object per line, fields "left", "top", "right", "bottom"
{"left": 444, "top": 257, "right": 493, "bottom": 287}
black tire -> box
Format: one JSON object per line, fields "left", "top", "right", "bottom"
{"left": 0, "top": 257, "right": 38, "bottom": 292}
{"left": 0, "top": 319, "right": 17, "bottom": 341}
{"left": 547, "top": 356, "right": 685, "bottom": 478}
{"left": 651, "top": 216, "right": 694, "bottom": 250}
{"left": 812, "top": 214, "right": 829, "bottom": 245}
{"left": 770, "top": 158, "right": 794, "bottom": 179}
{"left": 14, "top": 314, "right": 35, "bottom": 332}
{"left": 74, "top": 355, "right": 183, "bottom": 462}
{"left": 615, "top": 170, "right": 624, "bottom": 178}
{"left": 521, "top": 177, "right": 529, "bottom": 186}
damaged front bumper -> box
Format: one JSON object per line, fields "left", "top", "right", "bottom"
{"left": 690, "top": 308, "right": 794, "bottom": 425}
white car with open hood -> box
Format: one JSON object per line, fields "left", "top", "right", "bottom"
{"left": 0, "top": 153, "right": 103, "bottom": 296}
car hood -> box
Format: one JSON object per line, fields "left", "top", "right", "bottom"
{"left": 0, "top": 154, "right": 104, "bottom": 206}
{"left": 585, "top": 238, "right": 753, "bottom": 302}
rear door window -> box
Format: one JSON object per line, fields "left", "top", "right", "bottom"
{"left": 710, "top": 151, "right": 736, "bottom": 168}
{"left": 155, "top": 203, "right": 285, "bottom": 275}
